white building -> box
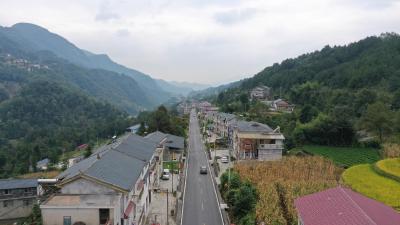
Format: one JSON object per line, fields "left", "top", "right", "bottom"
{"left": 232, "top": 121, "right": 285, "bottom": 161}
{"left": 41, "top": 134, "right": 163, "bottom": 225}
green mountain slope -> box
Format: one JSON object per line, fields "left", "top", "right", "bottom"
{"left": 214, "top": 33, "right": 400, "bottom": 146}
{"left": 0, "top": 80, "right": 132, "bottom": 177}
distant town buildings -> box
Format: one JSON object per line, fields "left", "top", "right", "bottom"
{"left": 0, "top": 179, "right": 38, "bottom": 224}
{"left": 295, "top": 187, "right": 400, "bottom": 225}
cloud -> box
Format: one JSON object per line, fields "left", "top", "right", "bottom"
{"left": 214, "top": 8, "right": 259, "bottom": 25}
{"left": 116, "top": 29, "right": 130, "bottom": 37}
{"left": 95, "top": 1, "right": 120, "bottom": 22}
{"left": 0, "top": 0, "right": 400, "bottom": 84}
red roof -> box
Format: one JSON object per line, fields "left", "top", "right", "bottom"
{"left": 124, "top": 201, "right": 135, "bottom": 219}
{"left": 294, "top": 187, "right": 400, "bottom": 225}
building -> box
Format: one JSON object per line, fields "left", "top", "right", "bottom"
{"left": 232, "top": 121, "right": 284, "bottom": 161}
{"left": 294, "top": 186, "right": 400, "bottom": 225}
{"left": 214, "top": 113, "right": 237, "bottom": 138}
{"left": 250, "top": 86, "right": 271, "bottom": 101}
{"left": 145, "top": 131, "right": 185, "bottom": 161}
{"left": 271, "top": 99, "right": 295, "bottom": 112}
{"left": 36, "top": 158, "right": 50, "bottom": 171}
{"left": 126, "top": 124, "right": 141, "bottom": 134}
{"left": 0, "top": 179, "right": 38, "bottom": 224}
{"left": 41, "top": 134, "right": 163, "bottom": 225}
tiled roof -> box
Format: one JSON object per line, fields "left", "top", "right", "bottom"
{"left": 57, "top": 134, "right": 157, "bottom": 191}
{"left": 295, "top": 186, "right": 400, "bottom": 225}
{"left": 0, "top": 179, "right": 38, "bottom": 190}
{"left": 165, "top": 134, "right": 184, "bottom": 150}
{"left": 236, "top": 120, "right": 273, "bottom": 132}
{"left": 145, "top": 131, "right": 168, "bottom": 144}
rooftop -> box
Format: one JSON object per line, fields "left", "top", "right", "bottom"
{"left": 0, "top": 179, "right": 38, "bottom": 190}
{"left": 236, "top": 121, "right": 273, "bottom": 133}
{"left": 57, "top": 134, "right": 156, "bottom": 191}
{"left": 295, "top": 186, "right": 400, "bottom": 225}
{"left": 145, "top": 131, "right": 168, "bottom": 144}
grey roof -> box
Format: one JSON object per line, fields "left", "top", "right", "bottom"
{"left": 236, "top": 121, "right": 273, "bottom": 132}
{"left": 36, "top": 158, "right": 50, "bottom": 166}
{"left": 0, "top": 179, "right": 38, "bottom": 190}
{"left": 57, "top": 134, "right": 157, "bottom": 191}
{"left": 165, "top": 134, "right": 185, "bottom": 150}
{"left": 127, "top": 124, "right": 140, "bottom": 131}
{"left": 145, "top": 131, "right": 168, "bottom": 144}
{"left": 218, "top": 113, "right": 236, "bottom": 121}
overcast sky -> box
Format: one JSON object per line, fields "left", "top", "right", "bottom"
{"left": 1, "top": 0, "right": 400, "bottom": 85}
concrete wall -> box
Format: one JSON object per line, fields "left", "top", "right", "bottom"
{"left": 258, "top": 149, "right": 282, "bottom": 161}
{"left": 41, "top": 208, "right": 101, "bottom": 225}
{"left": 61, "top": 179, "right": 117, "bottom": 195}
{"left": 0, "top": 198, "right": 35, "bottom": 221}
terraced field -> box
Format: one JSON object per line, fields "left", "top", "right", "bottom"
{"left": 303, "top": 145, "right": 380, "bottom": 167}
{"left": 342, "top": 164, "right": 400, "bottom": 211}
{"left": 375, "top": 158, "right": 400, "bottom": 181}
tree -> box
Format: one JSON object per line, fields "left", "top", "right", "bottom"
{"left": 299, "top": 105, "right": 319, "bottom": 123}
{"left": 358, "top": 102, "right": 394, "bottom": 143}
{"left": 84, "top": 145, "right": 92, "bottom": 158}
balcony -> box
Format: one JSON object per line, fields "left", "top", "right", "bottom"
{"left": 258, "top": 144, "right": 284, "bottom": 150}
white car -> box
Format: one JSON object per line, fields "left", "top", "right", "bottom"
{"left": 161, "top": 169, "right": 170, "bottom": 180}
{"left": 221, "top": 156, "right": 229, "bottom": 163}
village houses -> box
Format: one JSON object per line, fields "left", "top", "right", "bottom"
{"left": 40, "top": 134, "right": 164, "bottom": 225}
{"left": 0, "top": 179, "right": 38, "bottom": 224}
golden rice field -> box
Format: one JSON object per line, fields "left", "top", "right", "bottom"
{"left": 342, "top": 164, "right": 400, "bottom": 211}
{"left": 375, "top": 158, "right": 400, "bottom": 181}
{"left": 235, "top": 156, "right": 341, "bottom": 225}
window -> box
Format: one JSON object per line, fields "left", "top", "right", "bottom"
{"left": 4, "top": 189, "right": 10, "bottom": 195}
{"left": 3, "top": 200, "right": 13, "bottom": 207}
{"left": 63, "top": 216, "right": 71, "bottom": 225}
{"left": 23, "top": 199, "right": 32, "bottom": 206}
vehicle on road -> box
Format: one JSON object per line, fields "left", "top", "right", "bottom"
{"left": 161, "top": 169, "right": 170, "bottom": 180}
{"left": 221, "top": 156, "right": 229, "bottom": 163}
{"left": 200, "top": 166, "right": 208, "bottom": 174}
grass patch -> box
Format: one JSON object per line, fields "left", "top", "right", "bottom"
{"left": 303, "top": 145, "right": 380, "bottom": 167}
{"left": 18, "top": 170, "right": 60, "bottom": 179}
{"left": 163, "top": 161, "right": 180, "bottom": 173}
{"left": 375, "top": 158, "right": 400, "bottom": 182}
{"left": 343, "top": 164, "right": 400, "bottom": 210}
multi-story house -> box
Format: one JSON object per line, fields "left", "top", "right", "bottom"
{"left": 214, "top": 113, "right": 237, "bottom": 138}
{"left": 40, "top": 134, "right": 162, "bottom": 225}
{"left": 0, "top": 179, "right": 38, "bottom": 224}
{"left": 232, "top": 121, "right": 285, "bottom": 161}
{"left": 250, "top": 86, "right": 271, "bottom": 101}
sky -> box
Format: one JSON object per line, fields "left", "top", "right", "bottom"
{"left": 0, "top": 0, "right": 400, "bottom": 85}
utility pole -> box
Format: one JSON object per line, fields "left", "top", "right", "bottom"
{"left": 167, "top": 190, "right": 169, "bottom": 225}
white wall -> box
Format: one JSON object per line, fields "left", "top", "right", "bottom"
{"left": 41, "top": 208, "right": 102, "bottom": 225}
{"left": 61, "top": 179, "right": 117, "bottom": 195}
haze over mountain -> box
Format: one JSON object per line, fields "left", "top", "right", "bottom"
{"left": 0, "top": 23, "right": 204, "bottom": 100}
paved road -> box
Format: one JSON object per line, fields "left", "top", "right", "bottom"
{"left": 181, "top": 110, "right": 224, "bottom": 225}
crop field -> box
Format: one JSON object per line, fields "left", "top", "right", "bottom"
{"left": 342, "top": 164, "right": 400, "bottom": 210}
{"left": 375, "top": 158, "right": 400, "bottom": 180}
{"left": 235, "top": 156, "right": 341, "bottom": 225}
{"left": 302, "top": 145, "right": 380, "bottom": 167}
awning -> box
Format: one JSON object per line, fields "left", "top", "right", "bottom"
{"left": 124, "top": 201, "right": 135, "bottom": 219}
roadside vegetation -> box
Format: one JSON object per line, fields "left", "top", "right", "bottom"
{"left": 221, "top": 156, "right": 341, "bottom": 225}
{"left": 342, "top": 163, "right": 400, "bottom": 210}
{"left": 375, "top": 158, "right": 400, "bottom": 180}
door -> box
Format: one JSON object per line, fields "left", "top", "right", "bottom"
{"left": 99, "top": 208, "right": 110, "bottom": 225}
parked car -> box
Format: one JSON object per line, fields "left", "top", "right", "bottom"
{"left": 200, "top": 166, "right": 208, "bottom": 174}
{"left": 161, "top": 169, "right": 170, "bottom": 180}
{"left": 221, "top": 156, "right": 229, "bottom": 163}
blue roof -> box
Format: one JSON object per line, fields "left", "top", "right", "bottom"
{"left": 0, "top": 179, "right": 38, "bottom": 190}
{"left": 58, "top": 134, "right": 157, "bottom": 191}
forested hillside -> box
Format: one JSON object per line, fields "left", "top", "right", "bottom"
{"left": 214, "top": 33, "right": 400, "bottom": 146}
{"left": 0, "top": 80, "right": 132, "bottom": 177}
